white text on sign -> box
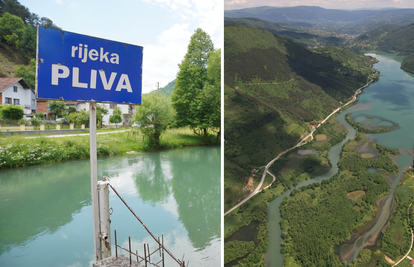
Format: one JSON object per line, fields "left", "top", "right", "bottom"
{"left": 50, "top": 43, "right": 132, "bottom": 92}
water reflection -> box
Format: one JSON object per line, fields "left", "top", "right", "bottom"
{"left": 0, "top": 161, "right": 91, "bottom": 254}
{"left": 0, "top": 146, "right": 220, "bottom": 266}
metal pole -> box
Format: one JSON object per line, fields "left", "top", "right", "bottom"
{"left": 98, "top": 180, "right": 111, "bottom": 258}
{"left": 90, "top": 102, "right": 101, "bottom": 261}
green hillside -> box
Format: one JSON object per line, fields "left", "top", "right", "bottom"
{"left": 224, "top": 24, "right": 377, "bottom": 210}
{"left": 159, "top": 79, "right": 175, "bottom": 96}
{"left": 225, "top": 17, "right": 345, "bottom": 48}
{"left": 352, "top": 23, "right": 414, "bottom": 55}
{"left": 145, "top": 80, "right": 175, "bottom": 97}
{"left": 225, "top": 6, "right": 414, "bottom": 34}
{"left": 350, "top": 22, "right": 414, "bottom": 73}
{"left": 0, "top": 0, "right": 60, "bottom": 83}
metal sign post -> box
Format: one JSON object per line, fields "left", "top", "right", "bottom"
{"left": 89, "top": 102, "right": 100, "bottom": 261}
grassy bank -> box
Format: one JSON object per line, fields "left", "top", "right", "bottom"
{"left": 0, "top": 128, "right": 219, "bottom": 169}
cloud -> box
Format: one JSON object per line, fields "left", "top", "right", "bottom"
{"left": 139, "top": 0, "right": 222, "bottom": 93}
{"left": 142, "top": 24, "right": 192, "bottom": 93}
{"left": 55, "top": 0, "right": 63, "bottom": 4}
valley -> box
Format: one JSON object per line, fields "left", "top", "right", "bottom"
{"left": 224, "top": 6, "right": 414, "bottom": 267}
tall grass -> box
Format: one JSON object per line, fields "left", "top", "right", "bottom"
{"left": 0, "top": 127, "right": 219, "bottom": 169}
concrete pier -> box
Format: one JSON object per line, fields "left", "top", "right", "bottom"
{"left": 92, "top": 254, "right": 144, "bottom": 267}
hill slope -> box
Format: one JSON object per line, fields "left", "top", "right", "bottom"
{"left": 350, "top": 22, "right": 414, "bottom": 73}
{"left": 225, "top": 17, "right": 345, "bottom": 48}
{"left": 225, "top": 6, "right": 414, "bottom": 34}
{"left": 224, "top": 24, "right": 377, "bottom": 209}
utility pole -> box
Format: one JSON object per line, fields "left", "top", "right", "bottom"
{"left": 157, "top": 82, "right": 159, "bottom": 91}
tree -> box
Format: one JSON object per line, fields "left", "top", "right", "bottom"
{"left": 16, "top": 24, "right": 35, "bottom": 59}
{"left": 30, "top": 117, "right": 41, "bottom": 128}
{"left": 0, "top": 12, "right": 25, "bottom": 46}
{"left": 35, "top": 112, "right": 45, "bottom": 120}
{"left": 14, "top": 58, "right": 35, "bottom": 88}
{"left": 68, "top": 106, "right": 76, "bottom": 114}
{"left": 171, "top": 28, "right": 216, "bottom": 139}
{"left": 47, "top": 100, "right": 66, "bottom": 118}
{"left": 0, "top": 0, "right": 31, "bottom": 24}
{"left": 66, "top": 110, "right": 89, "bottom": 127}
{"left": 193, "top": 48, "right": 221, "bottom": 140}
{"left": 109, "top": 106, "right": 122, "bottom": 128}
{"left": 1, "top": 104, "right": 23, "bottom": 120}
{"left": 133, "top": 92, "right": 174, "bottom": 148}
{"left": 96, "top": 104, "right": 109, "bottom": 128}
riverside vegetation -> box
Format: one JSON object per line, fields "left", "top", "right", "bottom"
{"left": 280, "top": 133, "right": 397, "bottom": 266}
{"left": 224, "top": 24, "right": 378, "bottom": 212}
{"left": 0, "top": 128, "right": 219, "bottom": 170}
{"left": 224, "top": 23, "right": 379, "bottom": 266}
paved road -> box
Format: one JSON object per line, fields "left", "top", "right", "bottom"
{"left": 224, "top": 79, "right": 372, "bottom": 216}
{"left": 24, "top": 129, "right": 130, "bottom": 139}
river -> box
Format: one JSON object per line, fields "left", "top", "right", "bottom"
{"left": 0, "top": 146, "right": 220, "bottom": 267}
{"left": 266, "top": 51, "right": 414, "bottom": 266}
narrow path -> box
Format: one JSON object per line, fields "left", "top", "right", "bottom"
{"left": 392, "top": 202, "right": 413, "bottom": 266}
{"left": 224, "top": 79, "right": 373, "bottom": 216}
{"left": 24, "top": 129, "right": 130, "bottom": 139}
{"left": 247, "top": 78, "right": 294, "bottom": 86}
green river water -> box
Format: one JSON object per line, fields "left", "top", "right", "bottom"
{"left": 0, "top": 146, "right": 220, "bottom": 266}
{"left": 266, "top": 51, "right": 414, "bottom": 266}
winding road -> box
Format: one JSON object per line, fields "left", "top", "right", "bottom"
{"left": 224, "top": 79, "right": 372, "bottom": 216}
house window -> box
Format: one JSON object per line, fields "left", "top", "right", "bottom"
{"left": 14, "top": 99, "right": 19, "bottom": 105}
{"left": 110, "top": 103, "right": 117, "bottom": 109}
{"left": 5, "top": 97, "right": 12, "bottom": 104}
{"left": 32, "top": 99, "right": 35, "bottom": 105}
{"left": 13, "top": 86, "right": 17, "bottom": 92}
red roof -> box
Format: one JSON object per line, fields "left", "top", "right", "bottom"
{"left": 0, "top": 77, "right": 32, "bottom": 92}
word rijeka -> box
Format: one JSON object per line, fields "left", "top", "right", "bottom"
{"left": 71, "top": 43, "right": 119, "bottom": 64}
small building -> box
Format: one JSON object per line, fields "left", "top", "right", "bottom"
{"left": 0, "top": 77, "right": 36, "bottom": 118}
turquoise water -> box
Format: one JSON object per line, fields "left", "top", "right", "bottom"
{"left": 0, "top": 146, "right": 221, "bottom": 267}
{"left": 267, "top": 51, "right": 414, "bottom": 266}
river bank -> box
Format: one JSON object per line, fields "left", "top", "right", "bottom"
{"left": 0, "top": 128, "right": 220, "bottom": 170}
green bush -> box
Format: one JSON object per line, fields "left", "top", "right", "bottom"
{"left": 1, "top": 105, "right": 24, "bottom": 120}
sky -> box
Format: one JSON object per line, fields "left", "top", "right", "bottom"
{"left": 20, "top": 0, "right": 223, "bottom": 94}
{"left": 225, "top": 0, "right": 414, "bottom": 10}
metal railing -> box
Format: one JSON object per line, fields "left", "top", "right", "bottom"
{"left": 113, "top": 230, "right": 188, "bottom": 267}
{"left": 106, "top": 177, "right": 188, "bottom": 267}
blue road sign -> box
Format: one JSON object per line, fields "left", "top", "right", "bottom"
{"left": 36, "top": 26, "right": 143, "bottom": 104}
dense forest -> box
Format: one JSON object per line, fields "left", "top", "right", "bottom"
{"left": 224, "top": 17, "right": 345, "bottom": 49}
{"left": 224, "top": 23, "right": 377, "bottom": 212}
{"left": 280, "top": 135, "right": 395, "bottom": 266}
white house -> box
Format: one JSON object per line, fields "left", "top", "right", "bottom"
{"left": 76, "top": 102, "right": 135, "bottom": 126}
{"left": 0, "top": 77, "right": 36, "bottom": 118}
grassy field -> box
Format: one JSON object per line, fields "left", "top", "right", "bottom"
{"left": 0, "top": 128, "right": 219, "bottom": 169}
{"left": 346, "top": 190, "right": 366, "bottom": 201}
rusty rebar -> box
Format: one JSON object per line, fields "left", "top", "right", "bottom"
{"left": 107, "top": 182, "right": 185, "bottom": 267}
{"left": 144, "top": 243, "right": 147, "bottom": 267}
{"left": 115, "top": 241, "right": 161, "bottom": 267}
{"left": 129, "top": 236, "right": 132, "bottom": 265}
{"left": 115, "top": 230, "right": 118, "bottom": 258}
